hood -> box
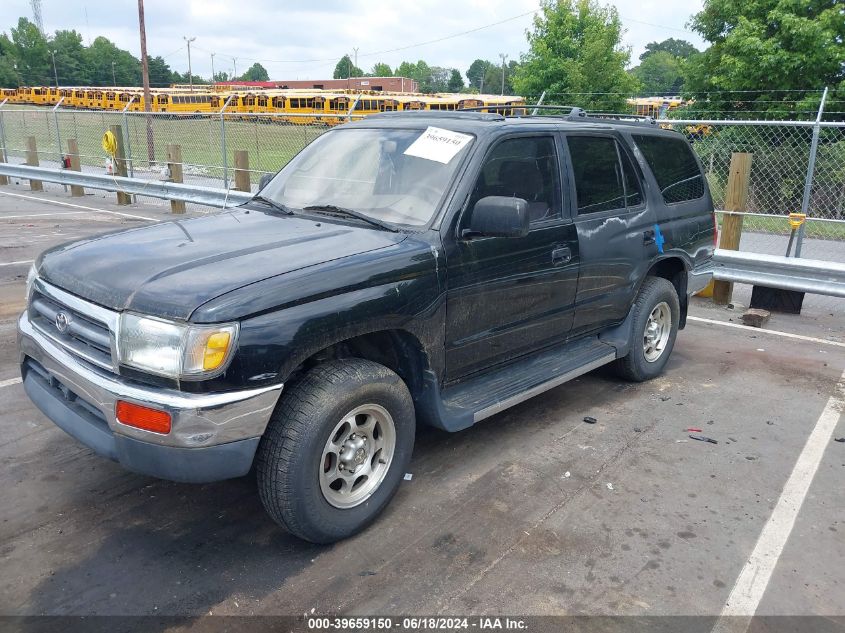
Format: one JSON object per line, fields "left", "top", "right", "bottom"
{"left": 37, "top": 210, "right": 407, "bottom": 320}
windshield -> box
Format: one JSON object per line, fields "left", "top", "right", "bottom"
{"left": 259, "top": 127, "right": 474, "bottom": 227}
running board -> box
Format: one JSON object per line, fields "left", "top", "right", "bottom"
{"left": 435, "top": 337, "right": 617, "bottom": 430}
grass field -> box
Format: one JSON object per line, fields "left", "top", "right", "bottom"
{"left": 1, "top": 105, "right": 326, "bottom": 183}
{"left": 717, "top": 213, "right": 845, "bottom": 240}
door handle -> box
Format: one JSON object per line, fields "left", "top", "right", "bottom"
{"left": 551, "top": 246, "right": 572, "bottom": 265}
{"left": 643, "top": 229, "right": 656, "bottom": 245}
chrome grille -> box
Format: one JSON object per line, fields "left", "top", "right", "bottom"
{"left": 28, "top": 280, "right": 118, "bottom": 372}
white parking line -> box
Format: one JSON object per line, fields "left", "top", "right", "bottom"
{"left": 688, "top": 315, "right": 845, "bottom": 348}
{"left": 3, "top": 211, "right": 87, "bottom": 219}
{"left": 713, "top": 369, "right": 845, "bottom": 629}
{"left": 0, "top": 259, "right": 34, "bottom": 267}
{"left": 0, "top": 190, "right": 157, "bottom": 221}
{"left": 0, "top": 377, "right": 22, "bottom": 389}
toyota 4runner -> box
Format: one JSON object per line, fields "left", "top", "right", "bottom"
{"left": 18, "top": 109, "right": 715, "bottom": 543}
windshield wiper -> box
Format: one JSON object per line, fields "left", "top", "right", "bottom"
{"left": 302, "top": 204, "right": 398, "bottom": 232}
{"left": 250, "top": 195, "right": 293, "bottom": 215}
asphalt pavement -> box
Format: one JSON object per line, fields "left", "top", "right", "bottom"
{"left": 0, "top": 183, "right": 843, "bottom": 628}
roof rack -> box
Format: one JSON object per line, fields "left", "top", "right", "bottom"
{"left": 366, "top": 110, "right": 505, "bottom": 121}
{"left": 584, "top": 112, "right": 658, "bottom": 126}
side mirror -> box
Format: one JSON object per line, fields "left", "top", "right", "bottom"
{"left": 258, "top": 173, "right": 273, "bottom": 190}
{"left": 463, "top": 196, "right": 529, "bottom": 239}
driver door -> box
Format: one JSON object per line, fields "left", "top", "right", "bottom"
{"left": 443, "top": 134, "right": 579, "bottom": 381}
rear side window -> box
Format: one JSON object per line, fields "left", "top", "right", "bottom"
{"left": 567, "top": 136, "right": 642, "bottom": 214}
{"left": 633, "top": 134, "right": 704, "bottom": 204}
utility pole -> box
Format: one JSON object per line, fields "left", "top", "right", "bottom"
{"left": 137, "top": 0, "right": 155, "bottom": 164}
{"left": 111, "top": 61, "right": 117, "bottom": 87}
{"left": 499, "top": 53, "right": 507, "bottom": 96}
{"left": 211, "top": 52, "right": 215, "bottom": 82}
{"left": 184, "top": 36, "right": 196, "bottom": 91}
{"left": 352, "top": 47, "right": 359, "bottom": 76}
{"left": 232, "top": 57, "right": 238, "bottom": 80}
{"left": 50, "top": 50, "right": 58, "bottom": 87}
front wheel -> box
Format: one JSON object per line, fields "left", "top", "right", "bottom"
{"left": 614, "top": 277, "right": 680, "bottom": 382}
{"left": 256, "top": 359, "right": 415, "bottom": 543}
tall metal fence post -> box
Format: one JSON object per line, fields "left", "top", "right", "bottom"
{"left": 347, "top": 95, "right": 361, "bottom": 122}
{"left": 796, "top": 87, "right": 828, "bottom": 258}
{"left": 52, "top": 97, "right": 65, "bottom": 166}
{"left": 531, "top": 91, "right": 546, "bottom": 115}
{"left": 0, "top": 99, "right": 8, "bottom": 186}
{"left": 122, "top": 97, "right": 136, "bottom": 179}
{"left": 220, "top": 95, "right": 234, "bottom": 189}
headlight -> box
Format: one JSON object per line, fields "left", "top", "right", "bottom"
{"left": 118, "top": 313, "right": 238, "bottom": 379}
{"left": 25, "top": 264, "right": 37, "bottom": 300}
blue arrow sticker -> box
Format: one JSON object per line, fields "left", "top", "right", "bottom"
{"left": 653, "top": 224, "right": 665, "bottom": 254}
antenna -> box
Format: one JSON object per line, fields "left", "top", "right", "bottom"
{"left": 30, "top": 0, "right": 45, "bottom": 35}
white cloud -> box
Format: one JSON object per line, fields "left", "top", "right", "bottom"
{"left": 4, "top": 0, "right": 705, "bottom": 80}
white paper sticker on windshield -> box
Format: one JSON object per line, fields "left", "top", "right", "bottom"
{"left": 403, "top": 126, "right": 473, "bottom": 164}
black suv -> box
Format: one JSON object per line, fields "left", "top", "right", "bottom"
{"left": 18, "top": 109, "right": 715, "bottom": 543}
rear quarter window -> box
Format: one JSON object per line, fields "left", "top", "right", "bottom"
{"left": 632, "top": 134, "right": 704, "bottom": 204}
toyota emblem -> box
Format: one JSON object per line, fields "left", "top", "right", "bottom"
{"left": 55, "top": 311, "right": 71, "bottom": 333}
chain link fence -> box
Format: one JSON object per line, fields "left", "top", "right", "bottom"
{"left": 0, "top": 105, "right": 842, "bottom": 255}
{"left": 0, "top": 105, "right": 347, "bottom": 188}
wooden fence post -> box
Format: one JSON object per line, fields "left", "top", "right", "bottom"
{"left": 234, "top": 150, "right": 250, "bottom": 193}
{"left": 26, "top": 136, "right": 43, "bottom": 191}
{"left": 109, "top": 124, "right": 131, "bottom": 205}
{"left": 167, "top": 144, "right": 186, "bottom": 214}
{"left": 713, "top": 152, "right": 753, "bottom": 305}
{"left": 66, "top": 138, "right": 84, "bottom": 197}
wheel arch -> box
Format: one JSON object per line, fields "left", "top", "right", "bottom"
{"left": 283, "top": 328, "right": 433, "bottom": 404}
{"left": 643, "top": 256, "right": 689, "bottom": 328}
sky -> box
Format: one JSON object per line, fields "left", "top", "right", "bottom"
{"left": 3, "top": 0, "right": 706, "bottom": 81}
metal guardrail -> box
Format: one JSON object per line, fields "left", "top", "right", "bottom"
{"left": 0, "top": 162, "right": 253, "bottom": 208}
{"left": 713, "top": 249, "right": 845, "bottom": 298}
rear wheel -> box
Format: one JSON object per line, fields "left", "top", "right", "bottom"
{"left": 614, "top": 277, "right": 680, "bottom": 382}
{"left": 256, "top": 359, "right": 415, "bottom": 543}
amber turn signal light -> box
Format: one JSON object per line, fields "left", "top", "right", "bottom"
{"left": 115, "top": 400, "right": 172, "bottom": 434}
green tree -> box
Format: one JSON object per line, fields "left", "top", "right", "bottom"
{"left": 148, "top": 55, "right": 175, "bottom": 87}
{"left": 640, "top": 38, "right": 698, "bottom": 62}
{"left": 466, "top": 58, "right": 491, "bottom": 90}
{"left": 370, "top": 62, "right": 392, "bottom": 76}
{"left": 50, "top": 30, "right": 89, "bottom": 85}
{"left": 513, "top": 0, "right": 639, "bottom": 111}
{"left": 84, "top": 36, "right": 140, "bottom": 86}
{"left": 631, "top": 50, "right": 684, "bottom": 95}
{"left": 11, "top": 17, "right": 49, "bottom": 85}
{"left": 171, "top": 71, "right": 209, "bottom": 85}
{"left": 425, "top": 66, "right": 450, "bottom": 93}
{"left": 447, "top": 68, "right": 464, "bottom": 92}
{"left": 240, "top": 62, "right": 269, "bottom": 81}
{"left": 333, "top": 54, "right": 362, "bottom": 79}
{"left": 0, "top": 33, "right": 20, "bottom": 88}
{"left": 212, "top": 70, "right": 229, "bottom": 82}
{"left": 685, "top": 0, "right": 845, "bottom": 117}
{"left": 396, "top": 60, "right": 436, "bottom": 92}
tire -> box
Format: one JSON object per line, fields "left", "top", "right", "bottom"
{"left": 614, "top": 276, "right": 680, "bottom": 382}
{"left": 256, "top": 359, "right": 415, "bottom": 544}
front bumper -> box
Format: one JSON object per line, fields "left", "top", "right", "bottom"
{"left": 18, "top": 312, "right": 283, "bottom": 483}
